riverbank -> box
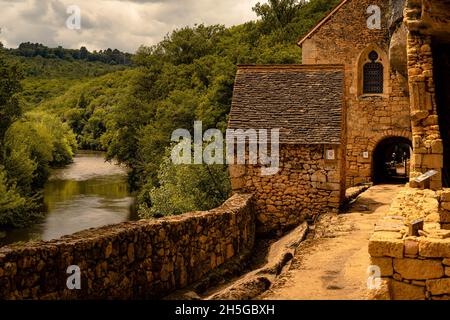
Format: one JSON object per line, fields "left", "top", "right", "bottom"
{"left": 0, "top": 152, "right": 135, "bottom": 247}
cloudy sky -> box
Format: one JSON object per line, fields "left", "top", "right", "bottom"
{"left": 0, "top": 0, "right": 260, "bottom": 53}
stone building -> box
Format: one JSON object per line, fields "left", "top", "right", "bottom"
{"left": 299, "top": 0, "right": 412, "bottom": 187}
{"left": 228, "top": 65, "right": 346, "bottom": 234}
{"left": 229, "top": 0, "right": 450, "bottom": 233}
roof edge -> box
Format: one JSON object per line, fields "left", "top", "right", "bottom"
{"left": 237, "top": 64, "right": 345, "bottom": 71}
{"left": 297, "top": 0, "right": 349, "bottom": 47}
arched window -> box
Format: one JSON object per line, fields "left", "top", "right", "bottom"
{"left": 363, "top": 51, "right": 384, "bottom": 94}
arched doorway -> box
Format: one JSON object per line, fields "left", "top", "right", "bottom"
{"left": 372, "top": 137, "right": 412, "bottom": 184}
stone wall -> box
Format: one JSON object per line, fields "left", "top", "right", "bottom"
{"left": 440, "top": 191, "right": 450, "bottom": 231}
{"left": 301, "top": 0, "right": 412, "bottom": 187}
{"left": 230, "top": 145, "right": 344, "bottom": 235}
{"left": 404, "top": 0, "right": 450, "bottom": 190}
{"left": 0, "top": 194, "right": 255, "bottom": 300}
{"left": 368, "top": 187, "right": 450, "bottom": 300}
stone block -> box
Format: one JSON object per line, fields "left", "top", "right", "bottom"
{"left": 431, "top": 139, "right": 443, "bottom": 154}
{"left": 229, "top": 165, "right": 246, "bottom": 178}
{"left": 426, "top": 278, "right": 450, "bottom": 296}
{"left": 419, "top": 237, "right": 450, "bottom": 258}
{"left": 441, "top": 189, "right": 450, "bottom": 202}
{"left": 369, "top": 236, "right": 404, "bottom": 258}
{"left": 393, "top": 258, "right": 444, "bottom": 280}
{"left": 391, "top": 280, "right": 426, "bottom": 300}
{"left": 231, "top": 177, "right": 245, "bottom": 190}
{"left": 370, "top": 257, "right": 393, "bottom": 277}
{"left": 367, "top": 279, "right": 391, "bottom": 300}
{"left": 422, "top": 154, "right": 443, "bottom": 169}
{"left": 404, "top": 238, "right": 419, "bottom": 256}
{"left": 441, "top": 203, "right": 450, "bottom": 213}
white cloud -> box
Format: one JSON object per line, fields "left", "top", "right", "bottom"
{"left": 0, "top": 0, "right": 259, "bottom": 53}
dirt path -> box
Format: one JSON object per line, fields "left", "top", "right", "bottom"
{"left": 258, "top": 184, "right": 403, "bottom": 300}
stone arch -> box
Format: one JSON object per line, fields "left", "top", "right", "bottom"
{"left": 356, "top": 44, "right": 390, "bottom": 97}
{"left": 369, "top": 131, "right": 413, "bottom": 184}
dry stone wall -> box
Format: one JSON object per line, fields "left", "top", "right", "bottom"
{"left": 369, "top": 187, "right": 450, "bottom": 300}
{"left": 0, "top": 194, "right": 255, "bottom": 300}
{"left": 230, "top": 145, "right": 344, "bottom": 234}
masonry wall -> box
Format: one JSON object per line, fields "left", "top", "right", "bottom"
{"left": 230, "top": 145, "right": 344, "bottom": 234}
{"left": 368, "top": 187, "right": 450, "bottom": 300}
{"left": 301, "top": 0, "right": 412, "bottom": 187}
{"left": 403, "top": 0, "right": 450, "bottom": 190}
{"left": 0, "top": 194, "right": 255, "bottom": 300}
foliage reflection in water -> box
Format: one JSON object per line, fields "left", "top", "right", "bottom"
{"left": 0, "top": 152, "right": 136, "bottom": 246}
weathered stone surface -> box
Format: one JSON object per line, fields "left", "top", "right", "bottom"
{"left": 369, "top": 236, "right": 404, "bottom": 258}
{"left": 426, "top": 278, "right": 450, "bottom": 296}
{"left": 367, "top": 279, "right": 391, "bottom": 300}
{"left": 0, "top": 194, "right": 256, "bottom": 300}
{"left": 230, "top": 144, "right": 343, "bottom": 234}
{"left": 393, "top": 258, "right": 444, "bottom": 280}
{"left": 441, "top": 190, "right": 450, "bottom": 202}
{"left": 419, "top": 238, "right": 450, "bottom": 258}
{"left": 390, "top": 280, "right": 426, "bottom": 300}
{"left": 370, "top": 257, "right": 393, "bottom": 276}
{"left": 389, "top": 23, "right": 408, "bottom": 77}
{"left": 445, "top": 267, "right": 450, "bottom": 277}
{"left": 439, "top": 211, "right": 450, "bottom": 223}
{"left": 404, "top": 238, "right": 419, "bottom": 256}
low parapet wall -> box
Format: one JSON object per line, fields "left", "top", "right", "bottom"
{"left": 0, "top": 194, "right": 255, "bottom": 300}
{"left": 368, "top": 188, "right": 450, "bottom": 300}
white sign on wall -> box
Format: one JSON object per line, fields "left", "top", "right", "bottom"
{"left": 363, "top": 151, "right": 369, "bottom": 159}
{"left": 326, "top": 149, "right": 336, "bottom": 160}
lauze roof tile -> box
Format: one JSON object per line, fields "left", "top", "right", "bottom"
{"left": 228, "top": 65, "right": 344, "bottom": 145}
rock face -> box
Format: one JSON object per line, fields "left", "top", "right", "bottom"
{"left": 389, "top": 23, "right": 408, "bottom": 79}
{"left": 0, "top": 194, "right": 255, "bottom": 300}
{"left": 389, "top": 0, "right": 406, "bottom": 32}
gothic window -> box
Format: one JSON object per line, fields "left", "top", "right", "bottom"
{"left": 363, "top": 51, "right": 384, "bottom": 94}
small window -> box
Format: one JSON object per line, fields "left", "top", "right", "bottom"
{"left": 363, "top": 51, "right": 383, "bottom": 94}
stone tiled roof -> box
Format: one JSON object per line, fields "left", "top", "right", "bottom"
{"left": 228, "top": 65, "right": 344, "bottom": 145}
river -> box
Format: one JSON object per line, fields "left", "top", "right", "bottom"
{"left": 0, "top": 152, "right": 136, "bottom": 246}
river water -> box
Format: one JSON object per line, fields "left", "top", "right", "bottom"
{"left": 0, "top": 152, "right": 136, "bottom": 246}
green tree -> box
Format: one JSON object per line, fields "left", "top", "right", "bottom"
{"left": 139, "top": 151, "right": 231, "bottom": 217}
{"left": 0, "top": 166, "right": 40, "bottom": 227}
{"left": 0, "top": 54, "right": 23, "bottom": 144}
{"left": 253, "top": 0, "right": 301, "bottom": 31}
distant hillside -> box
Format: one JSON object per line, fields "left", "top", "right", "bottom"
{"left": 0, "top": 47, "right": 132, "bottom": 109}
{"left": 7, "top": 42, "right": 132, "bottom": 66}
